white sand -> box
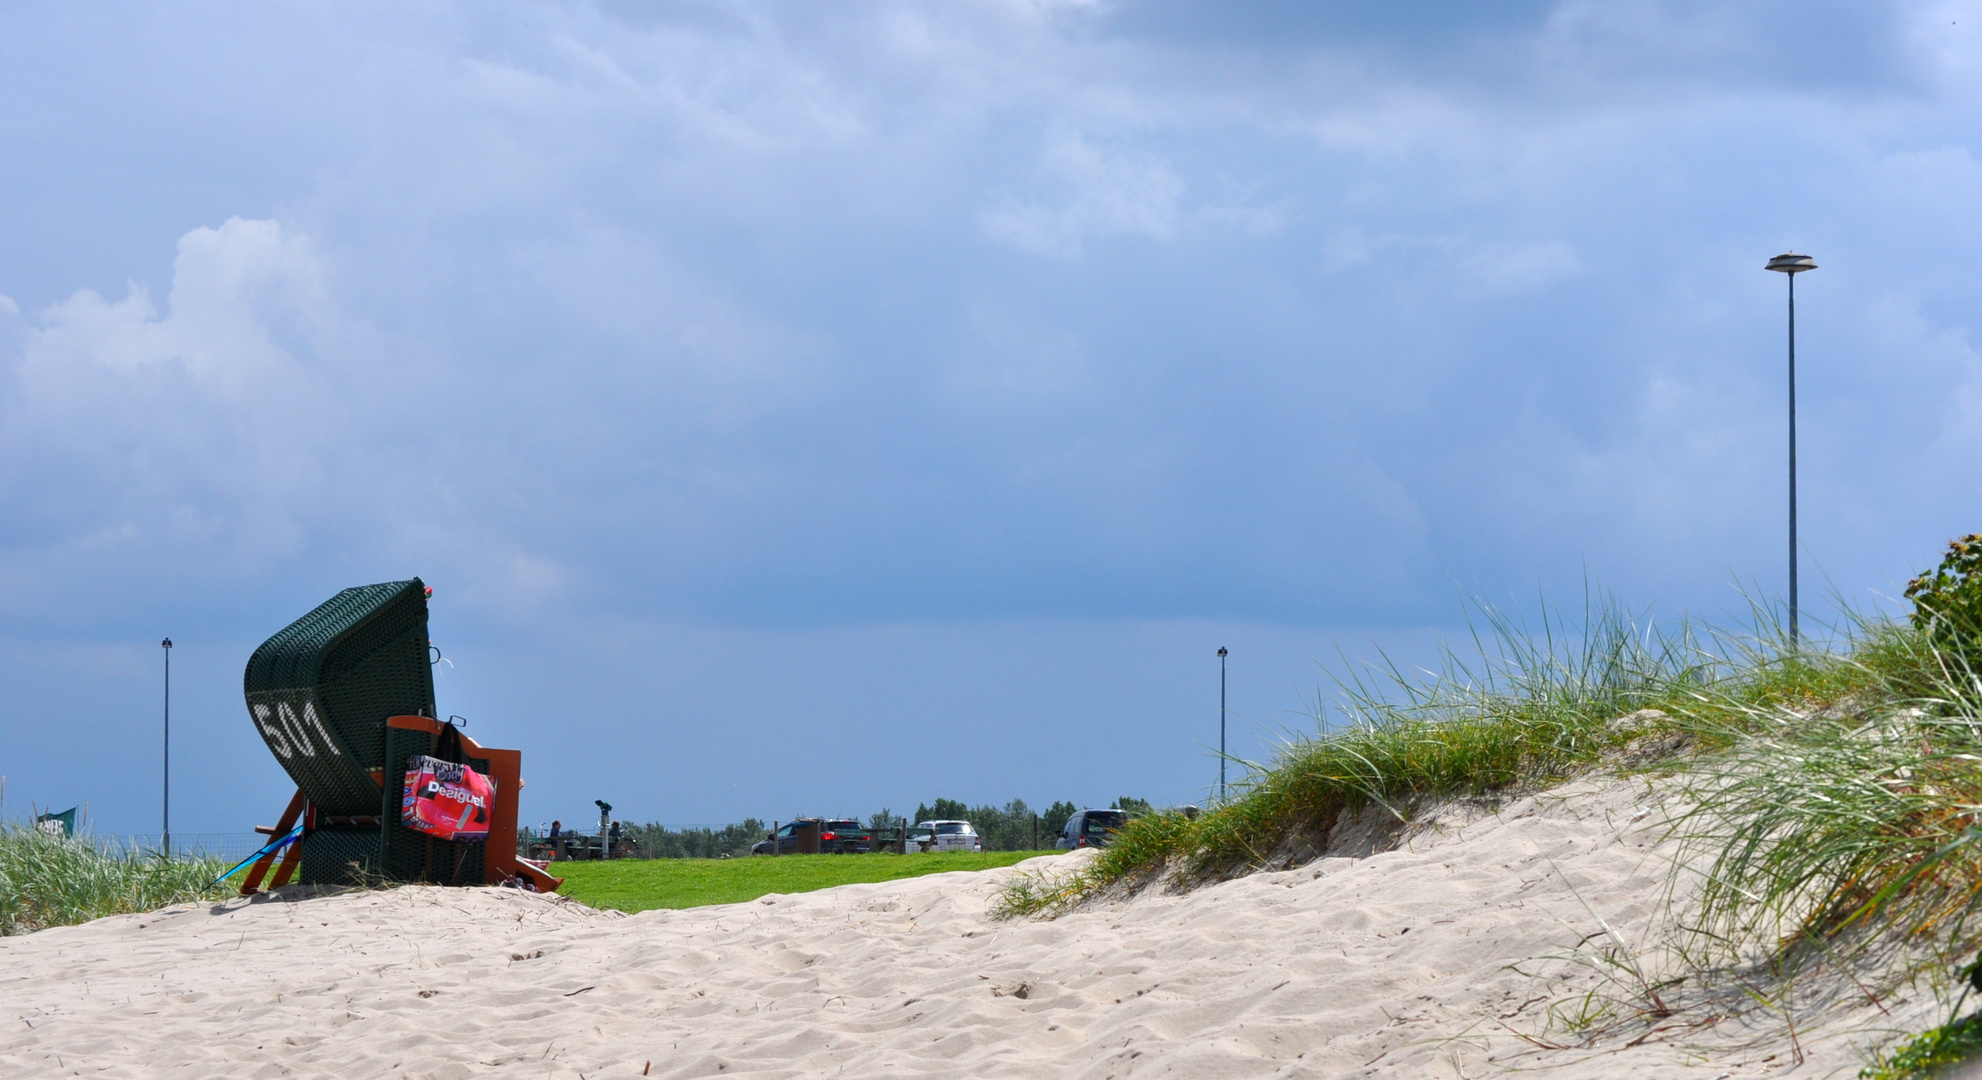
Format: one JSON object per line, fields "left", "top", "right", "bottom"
{"left": 0, "top": 777, "right": 1948, "bottom": 1079}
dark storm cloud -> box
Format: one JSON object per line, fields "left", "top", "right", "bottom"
{"left": 4, "top": 1, "right": 1982, "bottom": 831}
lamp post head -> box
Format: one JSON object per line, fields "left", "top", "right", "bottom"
{"left": 1216, "top": 646, "right": 1227, "bottom": 658}
{"left": 161, "top": 638, "right": 172, "bottom": 649}
{"left": 1765, "top": 252, "right": 1817, "bottom": 274}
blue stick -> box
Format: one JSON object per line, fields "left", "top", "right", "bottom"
{"left": 211, "top": 825, "right": 305, "bottom": 886}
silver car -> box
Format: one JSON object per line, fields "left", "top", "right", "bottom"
{"left": 911, "top": 820, "right": 982, "bottom": 852}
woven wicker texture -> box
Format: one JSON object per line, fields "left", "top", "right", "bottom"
{"left": 243, "top": 580, "right": 436, "bottom": 816}
{"left": 379, "top": 724, "right": 488, "bottom": 885}
{"left": 297, "top": 828, "right": 383, "bottom": 887}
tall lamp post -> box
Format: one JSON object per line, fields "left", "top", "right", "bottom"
{"left": 1764, "top": 252, "right": 1817, "bottom": 647}
{"left": 161, "top": 637, "right": 172, "bottom": 857}
{"left": 1216, "top": 647, "right": 1228, "bottom": 803}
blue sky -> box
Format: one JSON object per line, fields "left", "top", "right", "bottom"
{"left": 4, "top": 1, "right": 1982, "bottom": 837}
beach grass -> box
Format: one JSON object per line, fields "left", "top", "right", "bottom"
{"left": 0, "top": 825, "right": 227, "bottom": 935}
{"left": 993, "top": 590, "right": 1982, "bottom": 1066}
{"left": 997, "top": 590, "right": 1716, "bottom": 917}
{"left": 1673, "top": 624, "right": 1982, "bottom": 950}
{"left": 994, "top": 593, "right": 1950, "bottom": 923}
{"left": 554, "top": 850, "right": 1047, "bottom": 912}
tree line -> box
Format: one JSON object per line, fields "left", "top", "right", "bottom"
{"left": 603, "top": 820, "right": 768, "bottom": 859}
{"left": 896, "top": 796, "right": 1152, "bottom": 851}
{"left": 530, "top": 796, "right": 1157, "bottom": 859}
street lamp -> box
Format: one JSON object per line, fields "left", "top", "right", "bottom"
{"left": 161, "top": 637, "right": 172, "bottom": 857}
{"left": 1764, "top": 252, "right": 1817, "bottom": 647}
{"left": 1216, "top": 647, "right": 1228, "bottom": 803}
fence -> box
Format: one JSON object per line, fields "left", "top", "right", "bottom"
{"left": 71, "top": 834, "right": 269, "bottom": 863}
{"left": 520, "top": 821, "right": 769, "bottom": 861}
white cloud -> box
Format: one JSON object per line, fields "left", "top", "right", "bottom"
{"left": 2, "top": 1, "right": 1980, "bottom": 637}
{"left": 27, "top": 218, "right": 328, "bottom": 391}
{"left": 0, "top": 218, "right": 367, "bottom": 603}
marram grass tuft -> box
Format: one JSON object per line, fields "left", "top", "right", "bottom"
{"left": 998, "top": 590, "right": 1717, "bottom": 918}
{"left": 0, "top": 825, "right": 227, "bottom": 935}
{"left": 997, "top": 592, "right": 1953, "bottom": 924}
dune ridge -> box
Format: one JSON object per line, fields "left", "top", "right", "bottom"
{"left": 0, "top": 775, "right": 1940, "bottom": 1078}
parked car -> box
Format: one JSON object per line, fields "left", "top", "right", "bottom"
{"left": 1056, "top": 808, "right": 1128, "bottom": 849}
{"left": 910, "top": 820, "right": 983, "bottom": 852}
{"left": 821, "top": 819, "right": 874, "bottom": 853}
{"left": 750, "top": 818, "right": 871, "bottom": 855}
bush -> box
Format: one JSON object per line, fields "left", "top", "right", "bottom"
{"left": 1906, "top": 533, "right": 1982, "bottom": 666}
{"left": 1860, "top": 1014, "right": 1982, "bottom": 1080}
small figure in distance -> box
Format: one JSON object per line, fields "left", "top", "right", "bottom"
{"left": 548, "top": 819, "right": 563, "bottom": 861}
{"left": 608, "top": 819, "right": 623, "bottom": 859}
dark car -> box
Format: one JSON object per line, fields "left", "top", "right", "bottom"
{"left": 750, "top": 818, "right": 872, "bottom": 855}
{"left": 1056, "top": 808, "right": 1128, "bottom": 849}
{"left": 823, "top": 819, "right": 875, "bottom": 853}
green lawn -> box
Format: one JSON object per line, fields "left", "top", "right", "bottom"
{"left": 551, "top": 851, "right": 1049, "bottom": 912}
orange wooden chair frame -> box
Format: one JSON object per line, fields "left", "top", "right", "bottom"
{"left": 240, "top": 716, "right": 562, "bottom": 894}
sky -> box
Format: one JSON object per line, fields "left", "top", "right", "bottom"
{"left": 5, "top": 0, "right": 1982, "bottom": 839}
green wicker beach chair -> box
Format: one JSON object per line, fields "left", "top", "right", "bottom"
{"left": 236, "top": 579, "right": 559, "bottom": 893}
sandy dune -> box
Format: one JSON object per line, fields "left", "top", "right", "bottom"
{"left": 0, "top": 777, "right": 1946, "bottom": 1078}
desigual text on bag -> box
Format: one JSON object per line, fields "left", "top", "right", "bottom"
{"left": 402, "top": 755, "right": 496, "bottom": 843}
